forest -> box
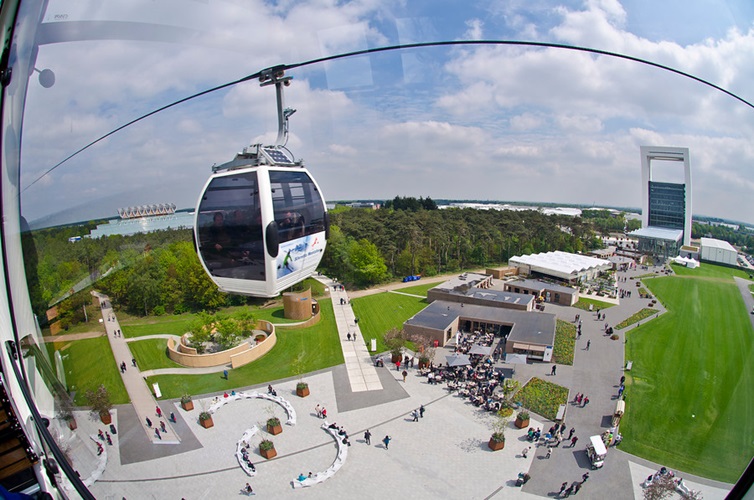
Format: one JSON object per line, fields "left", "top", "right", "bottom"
{"left": 24, "top": 201, "right": 619, "bottom": 319}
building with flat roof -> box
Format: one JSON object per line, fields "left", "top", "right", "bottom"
{"left": 428, "top": 274, "right": 533, "bottom": 311}
{"left": 503, "top": 278, "right": 579, "bottom": 306}
{"left": 629, "top": 226, "right": 684, "bottom": 261}
{"left": 508, "top": 251, "right": 612, "bottom": 284}
{"left": 403, "top": 300, "right": 556, "bottom": 361}
{"left": 700, "top": 237, "right": 737, "bottom": 266}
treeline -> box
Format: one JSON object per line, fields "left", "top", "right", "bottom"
{"left": 692, "top": 222, "right": 754, "bottom": 255}
{"left": 383, "top": 195, "right": 438, "bottom": 211}
{"left": 319, "top": 206, "right": 602, "bottom": 286}
{"left": 26, "top": 203, "right": 606, "bottom": 319}
{"left": 581, "top": 209, "right": 641, "bottom": 234}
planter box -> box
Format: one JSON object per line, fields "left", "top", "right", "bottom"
{"left": 260, "top": 446, "right": 277, "bottom": 459}
{"left": 99, "top": 412, "right": 112, "bottom": 425}
{"left": 514, "top": 417, "right": 530, "bottom": 429}
{"left": 200, "top": 416, "right": 214, "bottom": 429}
{"left": 181, "top": 400, "right": 194, "bottom": 411}
{"left": 418, "top": 360, "right": 429, "bottom": 369}
{"left": 267, "top": 423, "right": 282, "bottom": 435}
{"left": 488, "top": 438, "right": 505, "bottom": 451}
{"left": 296, "top": 386, "right": 310, "bottom": 398}
{"left": 391, "top": 353, "right": 402, "bottom": 363}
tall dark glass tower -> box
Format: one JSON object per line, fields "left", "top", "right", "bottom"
{"left": 640, "top": 146, "right": 692, "bottom": 247}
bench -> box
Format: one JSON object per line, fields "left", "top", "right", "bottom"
{"left": 236, "top": 426, "right": 259, "bottom": 476}
{"left": 292, "top": 421, "right": 348, "bottom": 488}
{"left": 625, "top": 361, "right": 633, "bottom": 371}
{"left": 555, "top": 404, "right": 567, "bottom": 422}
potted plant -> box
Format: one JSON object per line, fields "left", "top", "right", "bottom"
{"left": 259, "top": 439, "right": 277, "bottom": 459}
{"left": 296, "top": 382, "right": 310, "bottom": 398}
{"left": 488, "top": 416, "right": 507, "bottom": 451}
{"left": 199, "top": 411, "right": 214, "bottom": 429}
{"left": 267, "top": 416, "right": 282, "bottom": 435}
{"left": 515, "top": 410, "right": 530, "bottom": 429}
{"left": 383, "top": 328, "right": 406, "bottom": 363}
{"left": 85, "top": 385, "right": 113, "bottom": 425}
{"left": 181, "top": 394, "right": 194, "bottom": 411}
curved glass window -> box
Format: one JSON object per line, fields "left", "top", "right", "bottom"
{"left": 269, "top": 170, "right": 326, "bottom": 243}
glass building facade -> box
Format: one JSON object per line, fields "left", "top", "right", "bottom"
{"left": 648, "top": 181, "right": 686, "bottom": 230}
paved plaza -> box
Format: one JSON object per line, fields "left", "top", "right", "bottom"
{"left": 79, "top": 267, "right": 737, "bottom": 499}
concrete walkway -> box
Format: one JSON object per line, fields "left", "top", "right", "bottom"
{"left": 315, "top": 276, "right": 382, "bottom": 392}
{"left": 93, "top": 292, "right": 180, "bottom": 445}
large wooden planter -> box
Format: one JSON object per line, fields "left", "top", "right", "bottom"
{"left": 267, "top": 423, "right": 283, "bottom": 435}
{"left": 200, "top": 416, "right": 214, "bottom": 429}
{"left": 99, "top": 412, "right": 112, "bottom": 425}
{"left": 296, "top": 386, "right": 310, "bottom": 398}
{"left": 514, "top": 417, "right": 530, "bottom": 429}
{"left": 391, "top": 353, "right": 402, "bottom": 363}
{"left": 260, "top": 446, "right": 277, "bottom": 459}
{"left": 418, "top": 360, "right": 429, "bottom": 369}
{"left": 181, "top": 400, "right": 194, "bottom": 411}
{"left": 488, "top": 438, "right": 505, "bottom": 451}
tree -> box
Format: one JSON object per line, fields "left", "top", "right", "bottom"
{"left": 347, "top": 239, "right": 389, "bottom": 286}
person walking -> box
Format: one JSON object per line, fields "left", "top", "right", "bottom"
{"left": 570, "top": 436, "right": 578, "bottom": 448}
{"left": 145, "top": 417, "right": 152, "bottom": 428}
{"left": 364, "top": 429, "right": 371, "bottom": 445}
{"left": 568, "top": 427, "right": 575, "bottom": 440}
{"left": 559, "top": 482, "right": 568, "bottom": 496}
{"left": 419, "top": 404, "right": 425, "bottom": 418}
{"left": 522, "top": 446, "right": 530, "bottom": 458}
{"left": 583, "top": 396, "right": 590, "bottom": 407}
{"left": 586, "top": 340, "right": 591, "bottom": 351}
{"left": 347, "top": 333, "right": 351, "bottom": 341}
{"left": 155, "top": 406, "right": 162, "bottom": 418}
{"left": 402, "top": 370, "right": 408, "bottom": 382}
{"left": 383, "top": 435, "right": 391, "bottom": 449}
{"left": 551, "top": 365, "right": 557, "bottom": 376}
{"left": 412, "top": 409, "right": 419, "bottom": 422}
{"left": 244, "top": 483, "right": 254, "bottom": 495}
{"left": 545, "top": 446, "right": 552, "bottom": 459}
{"left": 131, "top": 358, "right": 137, "bottom": 367}
{"left": 582, "top": 472, "right": 590, "bottom": 482}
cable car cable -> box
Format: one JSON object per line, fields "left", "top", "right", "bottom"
{"left": 23, "top": 40, "right": 754, "bottom": 194}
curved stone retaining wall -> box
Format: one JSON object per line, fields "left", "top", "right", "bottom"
{"left": 167, "top": 320, "right": 276, "bottom": 368}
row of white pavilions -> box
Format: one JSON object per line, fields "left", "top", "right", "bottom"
{"left": 118, "top": 203, "right": 177, "bottom": 219}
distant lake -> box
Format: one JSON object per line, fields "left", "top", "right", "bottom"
{"left": 88, "top": 212, "right": 194, "bottom": 238}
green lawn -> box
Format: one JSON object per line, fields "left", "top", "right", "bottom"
{"left": 573, "top": 296, "right": 616, "bottom": 312}
{"left": 670, "top": 262, "right": 754, "bottom": 281}
{"left": 614, "top": 308, "right": 659, "bottom": 330}
{"left": 622, "top": 270, "right": 754, "bottom": 482}
{"left": 56, "top": 337, "right": 129, "bottom": 406}
{"left": 128, "top": 339, "right": 184, "bottom": 370}
{"left": 145, "top": 299, "right": 343, "bottom": 398}
{"left": 120, "top": 305, "right": 299, "bottom": 338}
{"left": 350, "top": 292, "right": 428, "bottom": 353}
{"left": 392, "top": 281, "right": 438, "bottom": 297}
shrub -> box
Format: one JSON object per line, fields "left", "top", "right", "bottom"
{"left": 517, "top": 410, "right": 530, "bottom": 421}
{"left": 199, "top": 411, "right": 212, "bottom": 422}
{"left": 180, "top": 394, "right": 192, "bottom": 404}
{"left": 296, "top": 382, "right": 308, "bottom": 390}
{"left": 267, "top": 417, "right": 281, "bottom": 427}
{"left": 516, "top": 378, "right": 568, "bottom": 421}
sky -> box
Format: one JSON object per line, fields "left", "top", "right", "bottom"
{"left": 18, "top": 0, "right": 754, "bottom": 226}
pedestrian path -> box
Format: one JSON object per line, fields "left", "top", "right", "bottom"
{"left": 315, "top": 276, "right": 382, "bottom": 392}
{"left": 93, "top": 292, "right": 180, "bottom": 444}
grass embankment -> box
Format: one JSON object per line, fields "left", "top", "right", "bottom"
{"left": 57, "top": 336, "right": 129, "bottom": 405}
{"left": 553, "top": 320, "right": 576, "bottom": 365}
{"left": 516, "top": 377, "right": 569, "bottom": 421}
{"left": 146, "top": 300, "right": 343, "bottom": 398}
{"left": 614, "top": 308, "right": 658, "bottom": 330}
{"left": 351, "top": 292, "right": 428, "bottom": 353}
{"left": 573, "top": 297, "right": 616, "bottom": 312}
{"left": 622, "top": 265, "right": 754, "bottom": 483}
{"left": 128, "top": 339, "right": 184, "bottom": 371}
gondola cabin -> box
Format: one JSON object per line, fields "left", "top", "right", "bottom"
{"left": 195, "top": 144, "right": 328, "bottom": 297}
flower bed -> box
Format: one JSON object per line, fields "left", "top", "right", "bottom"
{"left": 553, "top": 320, "right": 576, "bottom": 365}
{"left": 516, "top": 377, "right": 568, "bottom": 421}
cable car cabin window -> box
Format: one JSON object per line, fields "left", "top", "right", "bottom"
{"left": 197, "top": 172, "right": 265, "bottom": 281}
{"left": 269, "top": 171, "right": 326, "bottom": 243}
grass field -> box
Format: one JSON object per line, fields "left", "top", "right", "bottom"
{"left": 128, "top": 339, "right": 185, "bottom": 371}
{"left": 573, "top": 296, "right": 616, "bottom": 312}
{"left": 145, "top": 299, "right": 343, "bottom": 398}
{"left": 350, "top": 292, "right": 429, "bottom": 353}
{"left": 391, "top": 281, "right": 438, "bottom": 297}
{"left": 56, "top": 336, "right": 129, "bottom": 406}
{"left": 553, "top": 320, "right": 576, "bottom": 365}
{"left": 622, "top": 269, "right": 754, "bottom": 482}
{"left": 614, "top": 308, "right": 659, "bottom": 330}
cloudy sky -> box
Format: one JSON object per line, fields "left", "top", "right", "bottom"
{"left": 19, "top": 0, "right": 754, "bottom": 225}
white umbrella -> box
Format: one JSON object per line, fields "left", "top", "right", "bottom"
{"left": 469, "top": 344, "right": 493, "bottom": 356}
